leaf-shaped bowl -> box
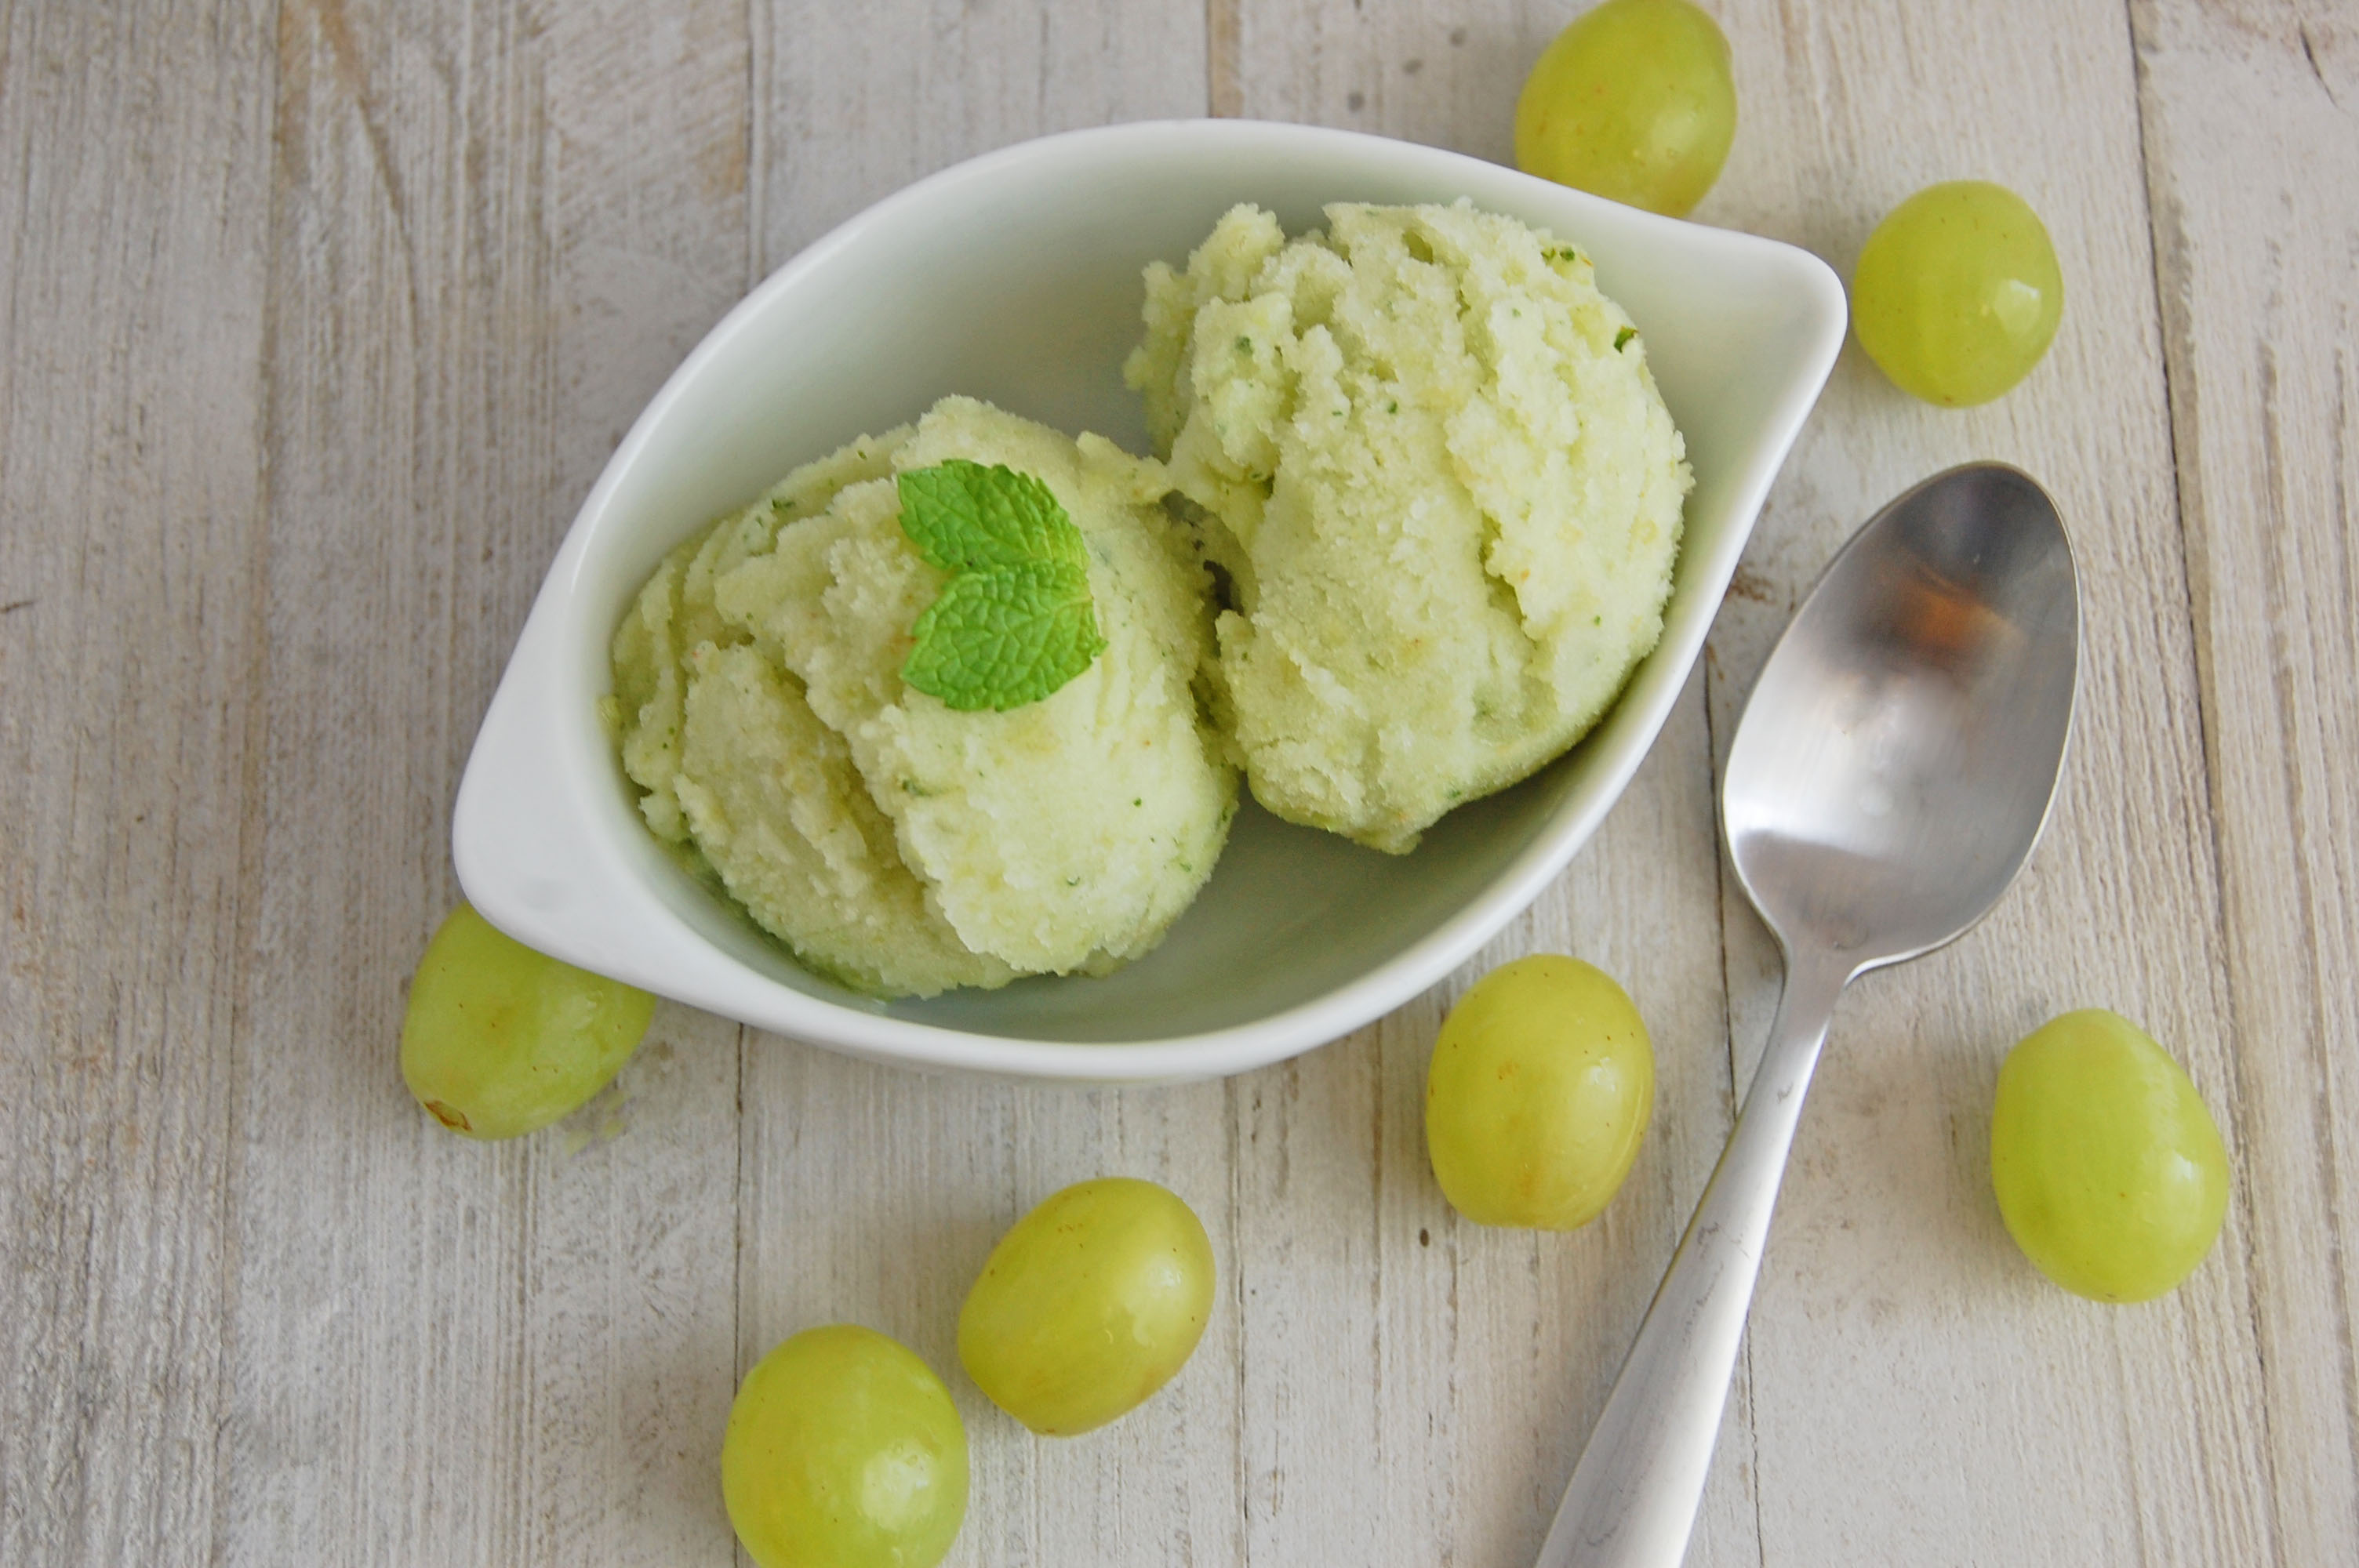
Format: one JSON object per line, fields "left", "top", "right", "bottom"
{"left": 453, "top": 119, "right": 1845, "bottom": 1082}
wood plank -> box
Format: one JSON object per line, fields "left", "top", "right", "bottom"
{"left": 1707, "top": 0, "right": 2275, "bottom": 1559}
{"left": 1229, "top": 0, "right": 1531, "bottom": 165}
{"left": 734, "top": 7, "right": 1227, "bottom": 1567}
{"left": 1220, "top": 5, "right": 1755, "bottom": 1561}
{"left": 213, "top": 4, "right": 747, "bottom": 1564}
{"left": 2134, "top": 0, "right": 2359, "bottom": 1556}
{"left": 1225, "top": 675, "right": 1752, "bottom": 1566}
{"left": 751, "top": 0, "right": 1212, "bottom": 263}
{"left": 0, "top": 5, "right": 275, "bottom": 1564}
{"left": 512, "top": 20, "right": 750, "bottom": 1561}
{"left": 736, "top": 1061, "right": 1243, "bottom": 1568}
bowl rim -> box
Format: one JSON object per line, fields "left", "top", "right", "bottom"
{"left": 453, "top": 117, "right": 1847, "bottom": 1083}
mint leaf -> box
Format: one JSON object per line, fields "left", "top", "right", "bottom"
{"left": 895, "top": 460, "right": 1106, "bottom": 710}
{"left": 901, "top": 561, "right": 1107, "bottom": 711}
{"left": 896, "top": 459, "right": 1088, "bottom": 575}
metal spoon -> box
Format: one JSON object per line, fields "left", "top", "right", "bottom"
{"left": 1535, "top": 463, "right": 2080, "bottom": 1568}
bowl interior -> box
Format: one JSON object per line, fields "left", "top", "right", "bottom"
{"left": 456, "top": 120, "right": 1842, "bottom": 1073}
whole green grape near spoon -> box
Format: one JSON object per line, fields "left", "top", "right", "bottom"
{"left": 1852, "top": 180, "right": 2064, "bottom": 406}
{"left": 1991, "top": 1008, "right": 2230, "bottom": 1301}
{"left": 1425, "top": 955, "right": 1655, "bottom": 1231}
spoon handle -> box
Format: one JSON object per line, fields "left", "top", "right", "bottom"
{"left": 1533, "top": 952, "right": 1851, "bottom": 1568}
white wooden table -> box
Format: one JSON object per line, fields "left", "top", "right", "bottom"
{"left": 5, "top": 2, "right": 2354, "bottom": 1563}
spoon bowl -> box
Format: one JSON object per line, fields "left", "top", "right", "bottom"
{"left": 1536, "top": 463, "right": 2078, "bottom": 1568}
{"left": 1725, "top": 463, "right": 2078, "bottom": 968}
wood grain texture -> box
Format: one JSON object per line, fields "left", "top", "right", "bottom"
{"left": 213, "top": 3, "right": 746, "bottom": 1565}
{"left": 0, "top": 5, "right": 275, "bottom": 1563}
{"left": 2, "top": 0, "right": 2352, "bottom": 1563}
{"left": 2135, "top": 0, "right": 2359, "bottom": 1556}
{"left": 1231, "top": 0, "right": 1541, "bottom": 162}
{"left": 751, "top": 0, "right": 1209, "bottom": 265}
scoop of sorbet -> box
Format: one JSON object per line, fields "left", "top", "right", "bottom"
{"left": 609, "top": 397, "right": 1236, "bottom": 996}
{"left": 1127, "top": 201, "right": 1690, "bottom": 852}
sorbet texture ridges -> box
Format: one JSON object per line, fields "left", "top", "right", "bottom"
{"left": 1125, "top": 201, "right": 1692, "bottom": 853}
{"left": 609, "top": 397, "right": 1237, "bottom": 998}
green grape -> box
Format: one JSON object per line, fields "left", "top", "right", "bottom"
{"left": 1852, "top": 180, "right": 2063, "bottom": 406}
{"left": 1425, "top": 955, "right": 1653, "bottom": 1230}
{"left": 398, "top": 902, "right": 653, "bottom": 1140}
{"left": 1990, "top": 1009, "right": 2229, "bottom": 1303}
{"left": 1514, "top": 0, "right": 1736, "bottom": 218}
{"left": 958, "top": 1177, "right": 1214, "bottom": 1436}
{"left": 722, "top": 1325, "right": 969, "bottom": 1568}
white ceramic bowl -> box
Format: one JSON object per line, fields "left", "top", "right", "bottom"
{"left": 453, "top": 119, "right": 1844, "bottom": 1083}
